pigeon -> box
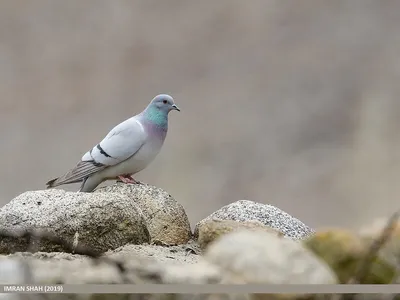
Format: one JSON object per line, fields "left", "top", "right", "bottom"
{"left": 46, "top": 94, "right": 180, "bottom": 192}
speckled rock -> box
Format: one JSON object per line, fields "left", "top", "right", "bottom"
{"left": 205, "top": 229, "right": 338, "bottom": 286}
{"left": 197, "top": 219, "right": 284, "bottom": 250}
{"left": 0, "top": 189, "right": 150, "bottom": 254}
{"left": 194, "top": 200, "right": 314, "bottom": 240}
{"left": 95, "top": 183, "right": 192, "bottom": 245}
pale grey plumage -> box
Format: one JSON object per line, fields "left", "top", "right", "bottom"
{"left": 46, "top": 94, "right": 180, "bottom": 192}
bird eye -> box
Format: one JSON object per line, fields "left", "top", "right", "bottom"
{"left": 163, "top": 100, "right": 168, "bottom": 104}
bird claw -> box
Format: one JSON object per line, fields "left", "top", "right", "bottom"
{"left": 117, "top": 175, "right": 142, "bottom": 185}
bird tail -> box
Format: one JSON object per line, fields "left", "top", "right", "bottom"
{"left": 46, "top": 160, "right": 107, "bottom": 190}
{"left": 46, "top": 176, "right": 83, "bottom": 189}
{"left": 46, "top": 177, "right": 60, "bottom": 188}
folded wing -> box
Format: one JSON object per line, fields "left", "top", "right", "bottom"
{"left": 46, "top": 117, "right": 146, "bottom": 187}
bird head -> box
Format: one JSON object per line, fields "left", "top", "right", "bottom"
{"left": 150, "top": 94, "right": 180, "bottom": 114}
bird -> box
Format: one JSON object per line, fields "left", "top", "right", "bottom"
{"left": 46, "top": 94, "right": 180, "bottom": 192}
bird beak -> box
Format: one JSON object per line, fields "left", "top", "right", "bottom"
{"left": 172, "top": 104, "right": 180, "bottom": 112}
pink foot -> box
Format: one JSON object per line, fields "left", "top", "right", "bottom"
{"left": 117, "top": 175, "right": 142, "bottom": 184}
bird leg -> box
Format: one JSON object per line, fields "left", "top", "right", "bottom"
{"left": 117, "top": 174, "right": 141, "bottom": 184}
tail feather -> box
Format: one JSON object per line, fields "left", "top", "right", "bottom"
{"left": 46, "top": 177, "right": 82, "bottom": 189}
{"left": 46, "top": 178, "right": 59, "bottom": 188}
{"left": 46, "top": 160, "right": 106, "bottom": 189}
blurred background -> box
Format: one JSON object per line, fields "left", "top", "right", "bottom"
{"left": 0, "top": 0, "right": 399, "bottom": 230}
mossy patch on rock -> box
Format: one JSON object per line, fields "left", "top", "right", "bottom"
{"left": 359, "top": 218, "right": 400, "bottom": 270}
{"left": 303, "top": 229, "right": 396, "bottom": 284}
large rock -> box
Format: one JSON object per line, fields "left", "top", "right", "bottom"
{"left": 194, "top": 200, "right": 314, "bottom": 240}
{"left": 0, "top": 189, "right": 150, "bottom": 254}
{"left": 204, "top": 229, "right": 337, "bottom": 285}
{"left": 197, "top": 219, "right": 284, "bottom": 250}
{"left": 95, "top": 183, "right": 192, "bottom": 245}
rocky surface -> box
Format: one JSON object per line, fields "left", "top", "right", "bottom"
{"left": 5, "top": 243, "right": 217, "bottom": 285}
{"left": 197, "top": 219, "right": 284, "bottom": 250}
{"left": 0, "top": 189, "right": 150, "bottom": 254}
{"left": 194, "top": 200, "right": 315, "bottom": 240}
{"left": 106, "top": 240, "right": 202, "bottom": 264}
{"left": 0, "top": 228, "right": 340, "bottom": 300}
{"left": 95, "top": 183, "right": 192, "bottom": 245}
{"left": 0, "top": 184, "right": 399, "bottom": 300}
{"left": 205, "top": 229, "right": 337, "bottom": 285}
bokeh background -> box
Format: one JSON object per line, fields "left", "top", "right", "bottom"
{"left": 1, "top": 0, "right": 399, "bottom": 230}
